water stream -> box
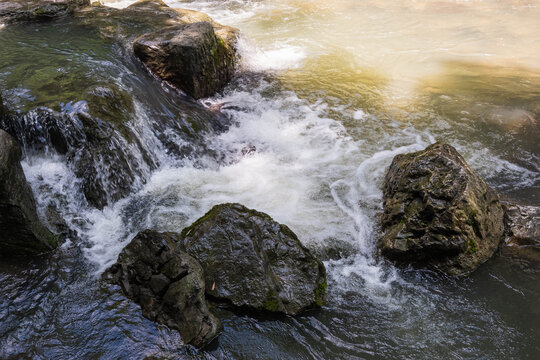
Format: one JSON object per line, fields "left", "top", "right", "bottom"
{"left": 1, "top": 0, "right": 539, "bottom": 359}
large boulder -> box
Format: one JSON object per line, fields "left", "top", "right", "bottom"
{"left": 103, "top": 230, "right": 220, "bottom": 348}
{"left": 0, "top": 0, "right": 89, "bottom": 24}
{"left": 133, "top": 21, "right": 236, "bottom": 99}
{"left": 0, "top": 129, "right": 56, "bottom": 256}
{"left": 378, "top": 142, "right": 505, "bottom": 276}
{"left": 181, "top": 203, "right": 327, "bottom": 315}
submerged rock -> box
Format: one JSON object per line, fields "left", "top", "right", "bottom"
{"left": 0, "top": 129, "right": 56, "bottom": 256}
{"left": 133, "top": 21, "right": 236, "bottom": 99}
{"left": 0, "top": 0, "right": 89, "bottom": 24}
{"left": 181, "top": 203, "right": 327, "bottom": 315}
{"left": 104, "top": 230, "right": 220, "bottom": 348}
{"left": 505, "top": 204, "right": 540, "bottom": 246}
{"left": 378, "top": 142, "right": 505, "bottom": 276}
{"left": 501, "top": 204, "right": 540, "bottom": 267}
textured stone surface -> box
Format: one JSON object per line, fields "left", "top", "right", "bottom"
{"left": 0, "top": 129, "right": 56, "bottom": 256}
{"left": 505, "top": 204, "right": 540, "bottom": 245}
{"left": 378, "top": 142, "right": 505, "bottom": 276}
{"left": 181, "top": 203, "right": 327, "bottom": 314}
{"left": 103, "top": 230, "right": 220, "bottom": 347}
{"left": 133, "top": 21, "right": 236, "bottom": 99}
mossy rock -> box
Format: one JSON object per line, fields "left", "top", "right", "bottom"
{"left": 0, "top": 0, "right": 90, "bottom": 24}
{"left": 181, "top": 203, "right": 327, "bottom": 315}
{"left": 378, "top": 142, "right": 505, "bottom": 276}
{"left": 133, "top": 21, "right": 236, "bottom": 99}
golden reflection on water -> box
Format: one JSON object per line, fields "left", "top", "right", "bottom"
{"left": 105, "top": 0, "right": 540, "bottom": 136}
{"left": 257, "top": 0, "right": 540, "bottom": 107}
{"left": 419, "top": 61, "right": 540, "bottom": 126}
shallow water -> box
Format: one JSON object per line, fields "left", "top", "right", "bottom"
{"left": 1, "top": 0, "right": 540, "bottom": 359}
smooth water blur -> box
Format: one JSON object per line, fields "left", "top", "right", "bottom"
{"left": 1, "top": 0, "right": 540, "bottom": 359}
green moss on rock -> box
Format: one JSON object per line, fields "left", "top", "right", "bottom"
{"left": 313, "top": 279, "right": 327, "bottom": 307}
{"left": 262, "top": 290, "right": 280, "bottom": 312}
{"left": 181, "top": 203, "right": 327, "bottom": 315}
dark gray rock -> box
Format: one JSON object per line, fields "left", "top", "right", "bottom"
{"left": 0, "top": 103, "right": 155, "bottom": 210}
{"left": 103, "top": 230, "right": 220, "bottom": 347}
{"left": 505, "top": 204, "right": 540, "bottom": 245}
{"left": 378, "top": 142, "right": 505, "bottom": 276}
{"left": 181, "top": 203, "right": 327, "bottom": 314}
{"left": 0, "top": 129, "right": 56, "bottom": 256}
{"left": 0, "top": 92, "right": 7, "bottom": 123}
{"left": 0, "top": 0, "right": 89, "bottom": 24}
{"left": 133, "top": 21, "right": 236, "bottom": 99}
{"left": 501, "top": 204, "right": 540, "bottom": 266}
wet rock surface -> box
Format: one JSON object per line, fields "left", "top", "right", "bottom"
{"left": 133, "top": 21, "right": 236, "bottom": 99}
{"left": 74, "top": 0, "right": 238, "bottom": 98}
{"left": 378, "top": 142, "right": 506, "bottom": 276}
{"left": 505, "top": 204, "right": 540, "bottom": 246}
{"left": 0, "top": 104, "right": 155, "bottom": 210}
{"left": 181, "top": 203, "right": 327, "bottom": 315}
{"left": 74, "top": 0, "right": 238, "bottom": 47}
{"left": 0, "top": 1, "right": 240, "bottom": 207}
{"left": 0, "top": 0, "right": 89, "bottom": 24}
{"left": 0, "top": 129, "right": 56, "bottom": 256}
{"left": 103, "top": 230, "right": 220, "bottom": 348}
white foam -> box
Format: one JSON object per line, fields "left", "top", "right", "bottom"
{"left": 353, "top": 110, "right": 367, "bottom": 121}
{"left": 22, "top": 156, "right": 87, "bottom": 225}
{"left": 236, "top": 36, "right": 307, "bottom": 72}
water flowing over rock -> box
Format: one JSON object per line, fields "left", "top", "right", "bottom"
{"left": 378, "top": 142, "right": 505, "bottom": 276}
{"left": 74, "top": 0, "right": 238, "bottom": 98}
{"left": 0, "top": 129, "right": 56, "bottom": 256}
{"left": 181, "top": 203, "right": 327, "bottom": 314}
{"left": 1, "top": 105, "right": 155, "bottom": 210}
{"left": 103, "top": 230, "right": 220, "bottom": 348}
{"left": 133, "top": 21, "right": 236, "bottom": 99}
{"left": 0, "top": 0, "right": 89, "bottom": 24}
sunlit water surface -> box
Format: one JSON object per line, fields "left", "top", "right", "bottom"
{"left": 1, "top": 0, "right": 539, "bottom": 359}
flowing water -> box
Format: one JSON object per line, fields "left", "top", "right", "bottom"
{"left": 1, "top": 0, "right": 540, "bottom": 359}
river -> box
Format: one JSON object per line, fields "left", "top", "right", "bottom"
{"left": 0, "top": 0, "right": 539, "bottom": 358}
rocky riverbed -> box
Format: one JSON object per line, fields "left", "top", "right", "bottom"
{"left": 0, "top": 0, "right": 539, "bottom": 358}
